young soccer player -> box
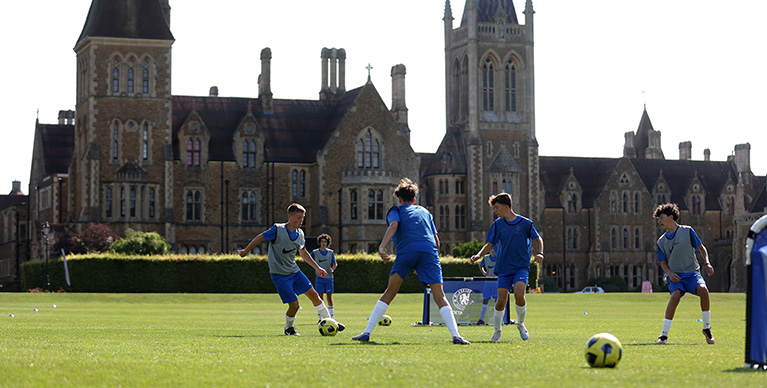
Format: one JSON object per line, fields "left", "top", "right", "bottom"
{"left": 311, "top": 234, "right": 337, "bottom": 320}
{"left": 238, "top": 203, "right": 344, "bottom": 336}
{"left": 476, "top": 250, "right": 498, "bottom": 325}
{"left": 471, "top": 193, "right": 544, "bottom": 342}
{"left": 654, "top": 203, "right": 715, "bottom": 345}
{"left": 352, "top": 178, "right": 470, "bottom": 345}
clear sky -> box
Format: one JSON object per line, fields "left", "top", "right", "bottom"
{"left": 2, "top": 0, "right": 765, "bottom": 195}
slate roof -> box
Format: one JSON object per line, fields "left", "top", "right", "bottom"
{"left": 0, "top": 194, "right": 27, "bottom": 211}
{"left": 750, "top": 177, "right": 767, "bottom": 213}
{"left": 171, "top": 86, "right": 363, "bottom": 163}
{"left": 540, "top": 157, "right": 619, "bottom": 208}
{"left": 422, "top": 125, "right": 467, "bottom": 176}
{"left": 461, "top": 0, "right": 519, "bottom": 26}
{"left": 38, "top": 122, "right": 74, "bottom": 177}
{"left": 76, "top": 0, "right": 174, "bottom": 46}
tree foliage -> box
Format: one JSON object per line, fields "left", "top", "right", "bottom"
{"left": 451, "top": 239, "right": 485, "bottom": 258}
{"left": 110, "top": 229, "right": 170, "bottom": 255}
{"left": 53, "top": 223, "right": 119, "bottom": 256}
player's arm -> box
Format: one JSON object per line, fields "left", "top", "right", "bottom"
{"left": 434, "top": 233, "right": 440, "bottom": 252}
{"left": 238, "top": 233, "right": 264, "bottom": 257}
{"left": 659, "top": 259, "right": 679, "bottom": 283}
{"left": 378, "top": 220, "right": 399, "bottom": 263}
{"left": 478, "top": 260, "right": 488, "bottom": 276}
{"left": 698, "top": 244, "right": 714, "bottom": 276}
{"left": 330, "top": 253, "right": 337, "bottom": 273}
{"left": 471, "top": 243, "right": 493, "bottom": 264}
{"left": 300, "top": 248, "right": 327, "bottom": 277}
{"left": 532, "top": 236, "right": 544, "bottom": 263}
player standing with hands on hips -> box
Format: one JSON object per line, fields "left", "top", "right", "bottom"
{"left": 352, "top": 178, "right": 470, "bottom": 345}
{"left": 654, "top": 203, "right": 715, "bottom": 345}
{"left": 471, "top": 193, "right": 544, "bottom": 342}
{"left": 238, "top": 203, "right": 344, "bottom": 336}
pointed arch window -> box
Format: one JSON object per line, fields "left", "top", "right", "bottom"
{"left": 350, "top": 189, "right": 358, "bottom": 220}
{"left": 243, "top": 140, "right": 257, "bottom": 168}
{"left": 439, "top": 206, "right": 445, "bottom": 230}
{"left": 492, "top": 179, "right": 498, "bottom": 194}
{"left": 634, "top": 227, "right": 641, "bottom": 250}
{"left": 505, "top": 60, "right": 517, "bottom": 112}
{"left": 127, "top": 60, "right": 135, "bottom": 94}
{"left": 186, "top": 190, "right": 202, "bottom": 221}
{"left": 623, "top": 228, "right": 629, "bottom": 250}
{"left": 112, "top": 58, "right": 120, "bottom": 93}
{"left": 142, "top": 123, "right": 149, "bottom": 160}
{"left": 692, "top": 195, "right": 702, "bottom": 215}
{"left": 129, "top": 186, "right": 137, "bottom": 217}
{"left": 105, "top": 187, "right": 113, "bottom": 218}
{"left": 148, "top": 188, "right": 155, "bottom": 218}
{"left": 622, "top": 192, "right": 629, "bottom": 214}
{"left": 242, "top": 191, "right": 257, "bottom": 221}
{"left": 142, "top": 60, "right": 150, "bottom": 94}
{"left": 120, "top": 187, "right": 126, "bottom": 217}
{"left": 634, "top": 192, "right": 640, "bottom": 214}
{"left": 187, "top": 139, "right": 201, "bottom": 166}
{"left": 368, "top": 189, "right": 384, "bottom": 220}
{"left": 357, "top": 129, "right": 381, "bottom": 169}
{"left": 611, "top": 227, "right": 617, "bottom": 251}
{"left": 112, "top": 122, "right": 119, "bottom": 160}
{"left": 502, "top": 179, "right": 511, "bottom": 193}
{"left": 482, "top": 59, "right": 494, "bottom": 111}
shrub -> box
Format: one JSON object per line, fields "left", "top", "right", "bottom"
{"left": 451, "top": 239, "right": 484, "bottom": 258}
{"left": 586, "top": 276, "right": 629, "bottom": 292}
{"left": 111, "top": 229, "right": 171, "bottom": 255}
{"left": 53, "top": 223, "right": 119, "bottom": 256}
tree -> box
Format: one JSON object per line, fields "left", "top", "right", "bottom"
{"left": 53, "top": 223, "right": 119, "bottom": 255}
{"left": 110, "top": 229, "right": 170, "bottom": 255}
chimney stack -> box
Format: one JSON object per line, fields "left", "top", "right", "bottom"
{"left": 209, "top": 86, "right": 219, "bottom": 97}
{"left": 319, "top": 47, "right": 345, "bottom": 100}
{"left": 679, "top": 141, "right": 692, "bottom": 160}
{"left": 623, "top": 131, "right": 636, "bottom": 158}
{"left": 259, "top": 47, "right": 273, "bottom": 113}
{"left": 704, "top": 148, "right": 710, "bottom": 161}
{"left": 391, "top": 64, "right": 409, "bottom": 138}
{"left": 58, "top": 110, "right": 74, "bottom": 125}
{"left": 9, "top": 180, "right": 23, "bottom": 195}
{"left": 734, "top": 143, "right": 751, "bottom": 174}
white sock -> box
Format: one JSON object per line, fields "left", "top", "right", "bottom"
{"left": 314, "top": 302, "right": 330, "bottom": 320}
{"left": 701, "top": 311, "right": 711, "bottom": 329}
{"left": 365, "top": 300, "right": 389, "bottom": 334}
{"left": 515, "top": 304, "right": 527, "bottom": 324}
{"left": 439, "top": 305, "right": 460, "bottom": 337}
{"left": 493, "top": 308, "right": 504, "bottom": 331}
{"left": 329, "top": 306, "right": 334, "bottom": 318}
{"left": 661, "top": 318, "right": 673, "bottom": 337}
{"left": 480, "top": 303, "right": 489, "bottom": 321}
{"left": 285, "top": 314, "right": 296, "bottom": 329}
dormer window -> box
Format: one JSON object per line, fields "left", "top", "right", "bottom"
{"left": 243, "top": 140, "right": 256, "bottom": 168}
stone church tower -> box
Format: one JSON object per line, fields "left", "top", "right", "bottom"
{"left": 70, "top": 0, "right": 175, "bottom": 237}
{"left": 431, "top": 0, "right": 539, "bottom": 248}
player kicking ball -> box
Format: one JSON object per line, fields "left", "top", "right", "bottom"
{"left": 239, "top": 203, "right": 344, "bottom": 336}
{"left": 352, "top": 178, "right": 470, "bottom": 345}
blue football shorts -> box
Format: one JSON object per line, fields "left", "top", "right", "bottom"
{"left": 390, "top": 250, "right": 443, "bottom": 285}
{"left": 497, "top": 269, "right": 530, "bottom": 291}
{"left": 271, "top": 271, "right": 313, "bottom": 304}
{"left": 668, "top": 272, "right": 706, "bottom": 297}
{"left": 483, "top": 280, "right": 498, "bottom": 300}
{"left": 314, "top": 276, "right": 334, "bottom": 293}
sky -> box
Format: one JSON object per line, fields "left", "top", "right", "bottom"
{"left": 2, "top": 0, "right": 765, "bottom": 195}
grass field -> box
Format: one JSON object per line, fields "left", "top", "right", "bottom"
{"left": 0, "top": 292, "right": 764, "bottom": 387}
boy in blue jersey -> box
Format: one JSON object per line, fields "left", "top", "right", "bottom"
{"left": 352, "top": 178, "right": 470, "bottom": 345}
{"left": 238, "top": 203, "right": 344, "bottom": 336}
{"left": 476, "top": 250, "right": 498, "bottom": 325}
{"left": 654, "top": 203, "right": 715, "bottom": 345}
{"left": 311, "top": 234, "right": 337, "bottom": 320}
{"left": 471, "top": 193, "right": 544, "bottom": 342}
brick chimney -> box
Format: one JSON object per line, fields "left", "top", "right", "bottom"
{"left": 679, "top": 141, "right": 692, "bottom": 160}
{"left": 209, "top": 86, "right": 218, "bottom": 97}
{"left": 704, "top": 148, "right": 710, "bottom": 161}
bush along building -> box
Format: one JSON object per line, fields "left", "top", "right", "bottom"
{"left": 5, "top": 0, "right": 764, "bottom": 292}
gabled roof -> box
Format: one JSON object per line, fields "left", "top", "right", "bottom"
{"left": 630, "top": 158, "right": 736, "bottom": 211}
{"left": 461, "top": 0, "right": 519, "bottom": 26}
{"left": 38, "top": 122, "right": 74, "bottom": 177}
{"left": 171, "top": 87, "right": 363, "bottom": 163}
{"left": 76, "top": 0, "right": 174, "bottom": 47}
{"left": 487, "top": 146, "right": 522, "bottom": 173}
{"left": 0, "top": 194, "right": 27, "bottom": 211}
{"left": 539, "top": 157, "right": 619, "bottom": 208}
{"left": 422, "top": 125, "right": 467, "bottom": 176}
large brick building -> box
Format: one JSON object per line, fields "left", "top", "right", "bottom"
{"left": 2, "top": 0, "right": 764, "bottom": 292}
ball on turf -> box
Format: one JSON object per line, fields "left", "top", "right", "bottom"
{"left": 318, "top": 318, "right": 339, "bottom": 336}
{"left": 585, "top": 332, "right": 623, "bottom": 368}
{"left": 378, "top": 314, "right": 392, "bottom": 326}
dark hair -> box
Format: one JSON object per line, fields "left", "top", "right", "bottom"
{"left": 394, "top": 178, "right": 418, "bottom": 202}
{"left": 317, "top": 233, "right": 332, "bottom": 247}
{"left": 287, "top": 203, "right": 306, "bottom": 215}
{"left": 654, "top": 203, "right": 679, "bottom": 221}
{"left": 488, "top": 192, "right": 512, "bottom": 207}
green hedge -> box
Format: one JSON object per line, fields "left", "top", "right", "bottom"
{"left": 22, "top": 254, "right": 499, "bottom": 293}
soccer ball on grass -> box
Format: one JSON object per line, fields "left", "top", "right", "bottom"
{"left": 585, "top": 332, "right": 623, "bottom": 368}
{"left": 378, "top": 315, "right": 392, "bottom": 326}
{"left": 318, "top": 318, "right": 339, "bottom": 336}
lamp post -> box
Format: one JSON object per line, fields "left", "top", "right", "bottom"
{"left": 42, "top": 221, "right": 50, "bottom": 291}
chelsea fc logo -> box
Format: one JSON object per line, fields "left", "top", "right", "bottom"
{"left": 451, "top": 288, "right": 475, "bottom": 311}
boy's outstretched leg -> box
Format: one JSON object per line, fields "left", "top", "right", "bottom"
{"left": 698, "top": 284, "right": 715, "bottom": 344}
{"left": 431, "top": 283, "right": 470, "bottom": 345}
{"left": 658, "top": 290, "right": 681, "bottom": 344}
{"left": 285, "top": 301, "right": 300, "bottom": 336}
{"left": 513, "top": 281, "right": 529, "bottom": 340}
{"left": 306, "top": 288, "right": 344, "bottom": 331}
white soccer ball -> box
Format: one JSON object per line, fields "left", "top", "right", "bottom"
{"left": 585, "top": 332, "right": 623, "bottom": 368}
{"left": 378, "top": 314, "right": 392, "bottom": 326}
{"left": 318, "top": 318, "right": 339, "bottom": 336}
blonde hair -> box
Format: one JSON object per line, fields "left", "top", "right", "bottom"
{"left": 394, "top": 178, "right": 418, "bottom": 202}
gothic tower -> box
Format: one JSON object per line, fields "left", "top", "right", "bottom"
{"left": 443, "top": 0, "right": 539, "bottom": 237}
{"left": 71, "top": 0, "right": 175, "bottom": 236}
